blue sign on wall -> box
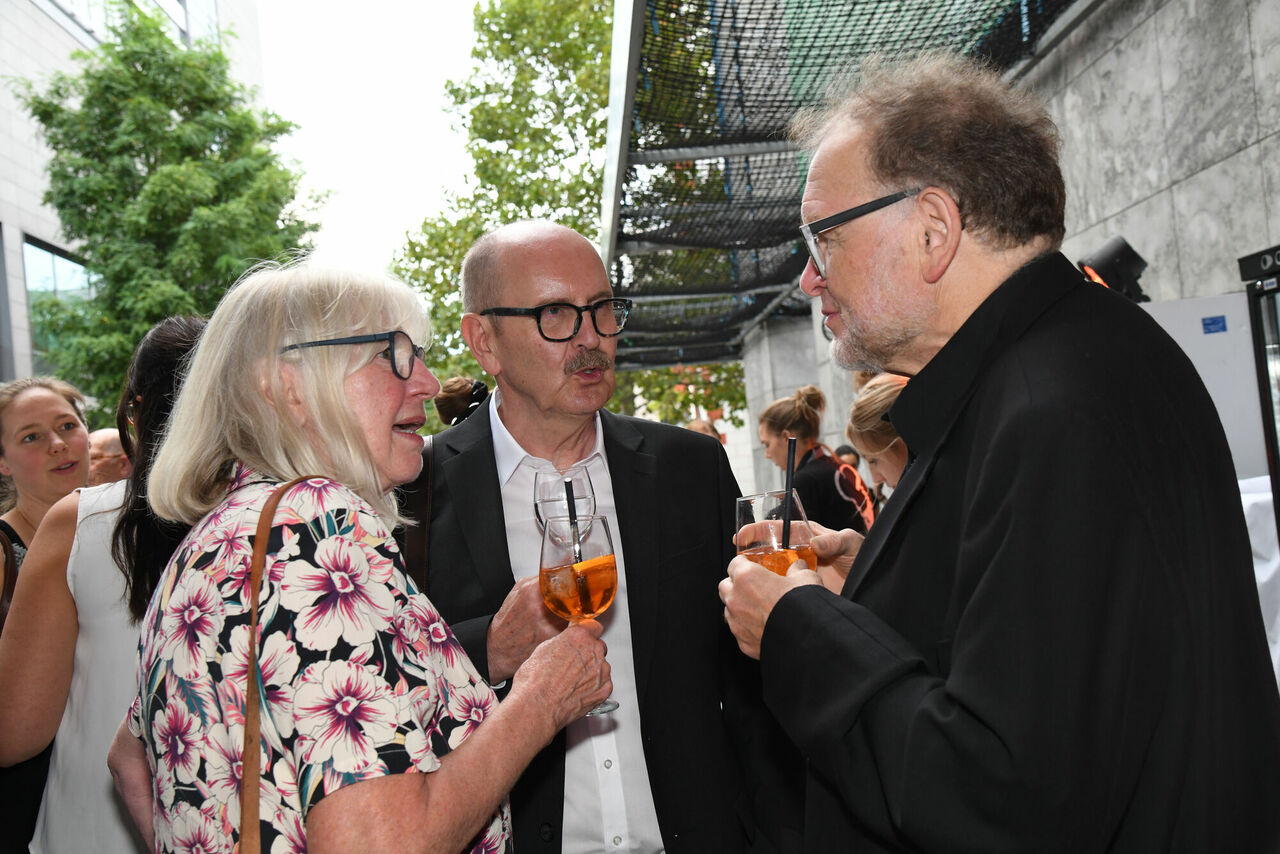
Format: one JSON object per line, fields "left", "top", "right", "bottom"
{"left": 1201, "top": 315, "right": 1228, "bottom": 334}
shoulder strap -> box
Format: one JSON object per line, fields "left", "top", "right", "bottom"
{"left": 0, "top": 529, "right": 15, "bottom": 634}
{"left": 240, "top": 475, "right": 310, "bottom": 854}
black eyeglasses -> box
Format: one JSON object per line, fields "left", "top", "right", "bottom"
{"left": 798, "top": 188, "right": 921, "bottom": 279}
{"left": 480, "top": 297, "right": 633, "bottom": 343}
{"left": 280, "top": 330, "right": 428, "bottom": 380}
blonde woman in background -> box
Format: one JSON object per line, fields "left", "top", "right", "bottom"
{"left": 846, "top": 373, "right": 910, "bottom": 494}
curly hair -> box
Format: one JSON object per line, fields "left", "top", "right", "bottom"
{"left": 790, "top": 50, "right": 1065, "bottom": 250}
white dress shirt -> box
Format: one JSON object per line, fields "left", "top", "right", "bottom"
{"left": 488, "top": 393, "right": 665, "bottom": 853}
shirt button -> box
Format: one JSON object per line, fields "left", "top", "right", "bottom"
{"left": 603, "top": 759, "right": 613, "bottom": 769}
{"left": 612, "top": 836, "right": 623, "bottom": 846}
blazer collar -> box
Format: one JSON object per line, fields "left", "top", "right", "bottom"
{"left": 438, "top": 403, "right": 518, "bottom": 602}
{"left": 846, "top": 251, "right": 1083, "bottom": 597}
{"left": 599, "top": 411, "right": 661, "bottom": 703}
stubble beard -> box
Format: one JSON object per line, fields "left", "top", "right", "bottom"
{"left": 829, "top": 268, "right": 929, "bottom": 374}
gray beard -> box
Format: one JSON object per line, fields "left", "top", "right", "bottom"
{"left": 831, "top": 333, "right": 883, "bottom": 374}
{"left": 830, "top": 306, "right": 926, "bottom": 375}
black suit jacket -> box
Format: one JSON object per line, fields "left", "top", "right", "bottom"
{"left": 761, "top": 253, "right": 1280, "bottom": 852}
{"left": 419, "top": 404, "right": 763, "bottom": 853}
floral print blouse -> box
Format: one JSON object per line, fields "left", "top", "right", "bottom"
{"left": 128, "top": 465, "right": 509, "bottom": 853}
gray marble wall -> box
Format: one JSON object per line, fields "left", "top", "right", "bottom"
{"left": 742, "top": 315, "right": 821, "bottom": 493}
{"left": 1023, "top": 0, "right": 1280, "bottom": 297}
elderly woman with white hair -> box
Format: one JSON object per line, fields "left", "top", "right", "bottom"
{"left": 109, "top": 263, "right": 611, "bottom": 854}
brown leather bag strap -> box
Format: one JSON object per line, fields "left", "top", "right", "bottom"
{"left": 239, "top": 476, "right": 310, "bottom": 854}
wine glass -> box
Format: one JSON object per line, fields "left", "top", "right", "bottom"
{"left": 534, "top": 466, "right": 595, "bottom": 530}
{"left": 734, "top": 489, "right": 817, "bottom": 575}
{"left": 539, "top": 513, "right": 619, "bottom": 715}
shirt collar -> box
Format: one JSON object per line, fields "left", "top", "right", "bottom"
{"left": 488, "top": 388, "right": 606, "bottom": 485}
{"left": 891, "top": 251, "right": 1081, "bottom": 460}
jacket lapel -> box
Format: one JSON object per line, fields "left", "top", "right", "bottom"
{"left": 601, "top": 412, "right": 660, "bottom": 705}
{"left": 846, "top": 253, "right": 1085, "bottom": 600}
{"left": 440, "top": 405, "right": 518, "bottom": 603}
{"left": 843, "top": 453, "right": 933, "bottom": 598}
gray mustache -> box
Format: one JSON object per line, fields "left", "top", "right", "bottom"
{"left": 565, "top": 351, "right": 614, "bottom": 374}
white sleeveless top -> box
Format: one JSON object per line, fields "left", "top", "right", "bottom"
{"left": 32, "top": 480, "right": 147, "bottom": 854}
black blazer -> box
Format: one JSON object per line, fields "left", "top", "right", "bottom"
{"left": 760, "top": 253, "right": 1280, "bottom": 852}
{"left": 419, "top": 404, "right": 761, "bottom": 853}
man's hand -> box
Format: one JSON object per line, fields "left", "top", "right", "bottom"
{"left": 486, "top": 577, "right": 564, "bottom": 682}
{"left": 718, "top": 556, "right": 820, "bottom": 659}
{"left": 807, "top": 521, "right": 864, "bottom": 594}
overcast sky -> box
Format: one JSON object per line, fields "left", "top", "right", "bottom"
{"left": 257, "top": 3, "right": 479, "bottom": 272}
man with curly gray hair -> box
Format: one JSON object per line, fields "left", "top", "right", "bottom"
{"left": 720, "top": 51, "right": 1280, "bottom": 851}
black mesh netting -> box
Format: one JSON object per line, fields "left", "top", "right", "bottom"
{"left": 612, "top": 0, "right": 1079, "bottom": 369}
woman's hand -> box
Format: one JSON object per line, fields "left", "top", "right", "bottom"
{"left": 312, "top": 621, "right": 612, "bottom": 854}
{"left": 510, "top": 621, "right": 612, "bottom": 733}
{"left": 107, "top": 716, "right": 155, "bottom": 851}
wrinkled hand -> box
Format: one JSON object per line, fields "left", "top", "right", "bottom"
{"left": 718, "top": 556, "right": 819, "bottom": 659}
{"left": 511, "top": 621, "right": 612, "bottom": 732}
{"left": 807, "top": 521, "right": 864, "bottom": 594}
{"left": 487, "top": 577, "right": 564, "bottom": 682}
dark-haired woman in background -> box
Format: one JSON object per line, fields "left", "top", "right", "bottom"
{"left": 433, "top": 376, "right": 489, "bottom": 427}
{"left": 758, "top": 384, "right": 871, "bottom": 534}
{"left": 0, "top": 316, "right": 205, "bottom": 854}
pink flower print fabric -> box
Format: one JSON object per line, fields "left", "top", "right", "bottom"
{"left": 128, "top": 465, "right": 509, "bottom": 853}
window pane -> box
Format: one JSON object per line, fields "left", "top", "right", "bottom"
{"left": 53, "top": 255, "right": 91, "bottom": 300}
{"left": 22, "top": 243, "right": 57, "bottom": 293}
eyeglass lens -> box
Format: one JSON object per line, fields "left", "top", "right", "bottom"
{"left": 389, "top": 331, "right": 417, "bottom": 379}
{"left": 805, "top": 233, "right": 827, "bottom": 279}
{"left": 540, "top": 300, "right": 627, "bottom": 341}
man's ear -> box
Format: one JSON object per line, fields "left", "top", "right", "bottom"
{"left": 916, "top": 187, "right": 963, "bottom": 284}
{"left": 462, "top": 313, "right": 502, "bottom": 378}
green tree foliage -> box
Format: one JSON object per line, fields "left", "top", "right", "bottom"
{"left": 15, "top": 6, "right": 316, "bottom": 420}
{"left": 394, "top": 0, "right": 747, "bottom": 431}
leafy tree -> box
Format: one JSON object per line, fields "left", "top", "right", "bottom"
{"left": 394, "top": 0, "right": 747, "bottom": 431}
{"left": 15, "top": 6, "right": 316, "bottom": 420}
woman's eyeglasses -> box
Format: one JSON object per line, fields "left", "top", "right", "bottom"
{"left": 280, "top": 330, "right": 428, "bottom": 380}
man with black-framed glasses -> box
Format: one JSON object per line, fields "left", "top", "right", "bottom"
{"left": 408, "top": 220, "right": 793, "bottom": 854}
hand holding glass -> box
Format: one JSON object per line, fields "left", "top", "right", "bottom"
{"left": 539, "top": 514, "right": 619, "bottom": 715}
{"left": 735, "top": 489, "right": 817, "bottom": 575}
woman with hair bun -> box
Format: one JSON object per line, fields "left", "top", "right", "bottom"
{"left": 758, "top": 384, "right": 872, "bottom": 533}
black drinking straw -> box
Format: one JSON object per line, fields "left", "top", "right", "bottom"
{"left": 564, "top": 478, "right": 583, "bottom": 563}
{"left": 781, "top": 436, "right": 796, "bottom": 549}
